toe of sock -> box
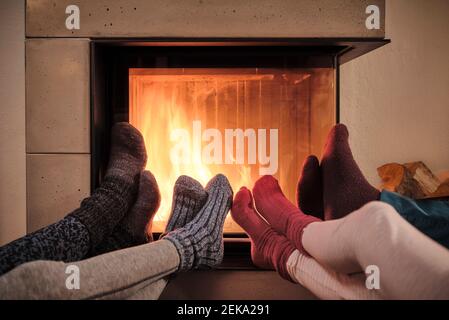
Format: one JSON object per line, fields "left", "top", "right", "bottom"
{"left": 174, "top": 175, "right": 207, "bottom": 200}
{"left": 205, "top": 174, "right": 233, "bottom": 196}
{"left": 253, "top": 175, "right": 283, "bottom": 200}
{"left": 231, "top": 188, "right": 253, "bottom": 224}
{"left": 303, "top": 155, "right": 320, "bottom": 171}
{"left": 325, "top": 123, "right": 349, "bottom": 147}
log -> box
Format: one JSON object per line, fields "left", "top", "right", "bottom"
{"left": 377, "top": 162, "right": 449, "bottom": 199}
{"left": 377, "top": 163, "right": 425, "bottom": 198}
{"left": 403, "top": 161, "right": 440, "bottom": 195}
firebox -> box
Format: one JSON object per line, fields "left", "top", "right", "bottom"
{"left": 91, "top": 39, "right": 388, "bottom": 264}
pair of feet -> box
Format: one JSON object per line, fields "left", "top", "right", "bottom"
{"left": 232, "top": 124, "right": 380, "bottom": 278}
{"left": 115, "top": 171, "right": 233, "bottom": 272}
{"left": 297, "top": 123, "right": 380, "bottom": 220}
{"left": 82, "top": 123, "right": 233, "bottom": 272}
{"left": 231, "top": 177, "right": 320, "bottom": 281}
{"left": 78, "top": 123, "right": 159, "bottom": 257}
{"left": 162, "top": 174, "right": 233, "bottom": 271}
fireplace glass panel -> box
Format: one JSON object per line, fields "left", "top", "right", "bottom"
{"left": 129, "top": 67, "right": 335, "bottom": 233}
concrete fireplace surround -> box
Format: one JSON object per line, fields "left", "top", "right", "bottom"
{"left": 15, "top": 0, "right": 387, "bottom": 299}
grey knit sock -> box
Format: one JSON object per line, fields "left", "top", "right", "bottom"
{"left": 164, "top": 175, "right": 208, "bottom": 235}
{"left": 163, "top": 174, "right": 233, "bottom": 271}
{"left": 70, "top": 122, "right": 147, "bottom": 250}
{"left": 90, "top": 171, "right": 160, "bottom": 256}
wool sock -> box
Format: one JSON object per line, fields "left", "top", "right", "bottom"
{"left": 163, "top": 174, "right": 233, "bottom": 271}
{"left": 297, "top": 155, "right": 324, "bottom": 219}
{"left": 321, "top": 124, "right": 380, "bottom": 220}
{"left": 231, "top": 187, "right": 296, "bottom": 281}
{"left": 253, "top": 175, "right": 321, "bottom": 254}
{"left": 164, "top": 175, "right": 208, "bottom": 234}
{"left": 90, "top": 171, "right": 160, "bottom": 256}
{"left": 0, "top": 123, "right": 147, "bottom": 275}
{"left": 69, "top": 122, "right": 147, "bottom": 250}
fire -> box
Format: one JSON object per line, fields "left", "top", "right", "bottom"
{"left": 129, "top": 68, "right": 331, "bottom": 233}
{"left": 129, "top": 70, "right": 258, "bottom": 233}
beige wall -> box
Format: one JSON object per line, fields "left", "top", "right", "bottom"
{"left": 0, "top": 0, "right": 26, "bottom": 245}
{"left": 341, "top": 0, "right": 449, "bottom": 186}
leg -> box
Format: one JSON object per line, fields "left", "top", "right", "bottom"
{"left": 0, "top": 123, "right": 146, "bottom": 275}
{"left": 0, "top": 174, "right": 220, "bottom": 300}
{"left": 286, "top": 250, "right": 379, "bottom": 300}
{"left": 232, "top": 187, "right": 379, "bottom": 298}
{"left": 122, "top": 175, "right": 208, "bottom": 300}
{"left": 302, "top": 201, "right": 449, "bottom": 299}
{"left": 0, "top": 240, "right": 178, "bottom": 300}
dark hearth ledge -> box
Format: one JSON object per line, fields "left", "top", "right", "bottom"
{"left": 160, "top": 270, "right": 317, "bottom": 300}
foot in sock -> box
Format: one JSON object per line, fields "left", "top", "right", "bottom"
{"left": 91, "top": 171, "right": 160, "bottom": 256}
{"left": 163, "top": 174, "right": 233, "bottom": 271}
{"left": 321, "top": 124, "right": 380, "bottom": 220}
{"left": 164, "top": 175, "right": 208, "bottom": 235}
{"left": 0, "top": 123, "right": 147, "bottom": 274}
{"left": 253, "top": 175, "right": 321, "bottom": 254}
{"left": 70, "top": 122, "right": 147, "bottom": 249}
{"left": 297, "top": 155, "right": 324, "bottom": 219}
{"left": 231, "top": 187, "right": 296, "bottom": 281}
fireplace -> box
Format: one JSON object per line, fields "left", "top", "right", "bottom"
{"left": 91, "top": 40, "right": 388, "bottom": 263}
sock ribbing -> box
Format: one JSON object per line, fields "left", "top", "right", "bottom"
{"left": 165, "top": 176, "right": 208, "bottom": 234}
{"left": 163, "top": 174, "right": 233, "bottom": 271}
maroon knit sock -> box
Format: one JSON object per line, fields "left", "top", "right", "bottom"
{"left": 321, "top": 124, "right": 380, "bottom": 220}
{"left": 231, "top": 187, "right": 296, "bottom": 281}
{"left": 253, "top": 176, "right": 321, "bottom": 254}
{"left": 297, "top": 155, "right": 324, "bottom": 219}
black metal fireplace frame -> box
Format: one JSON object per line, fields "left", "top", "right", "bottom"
{"left": 90, "top": 38, "right": 389, "bottom": 268}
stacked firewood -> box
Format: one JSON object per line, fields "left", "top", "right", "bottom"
{"left": 377, "top": 161, "right": 449, "bottom": 199}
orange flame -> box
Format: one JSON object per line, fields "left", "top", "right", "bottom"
{"left": 129, "top": 70, "right": 256, "bottom": 233}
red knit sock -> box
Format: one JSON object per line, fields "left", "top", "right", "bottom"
{"left": 297, "top": 155, "right": 324, "bottom": 219}
{"left": 321, "top": 124, "right": 380, "bottom": 220}
{"left": 253, "top": 176, "right": 321, "bottom": 254}
{"left": 231, "top": 187, "right": 296, "bottom": 281}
